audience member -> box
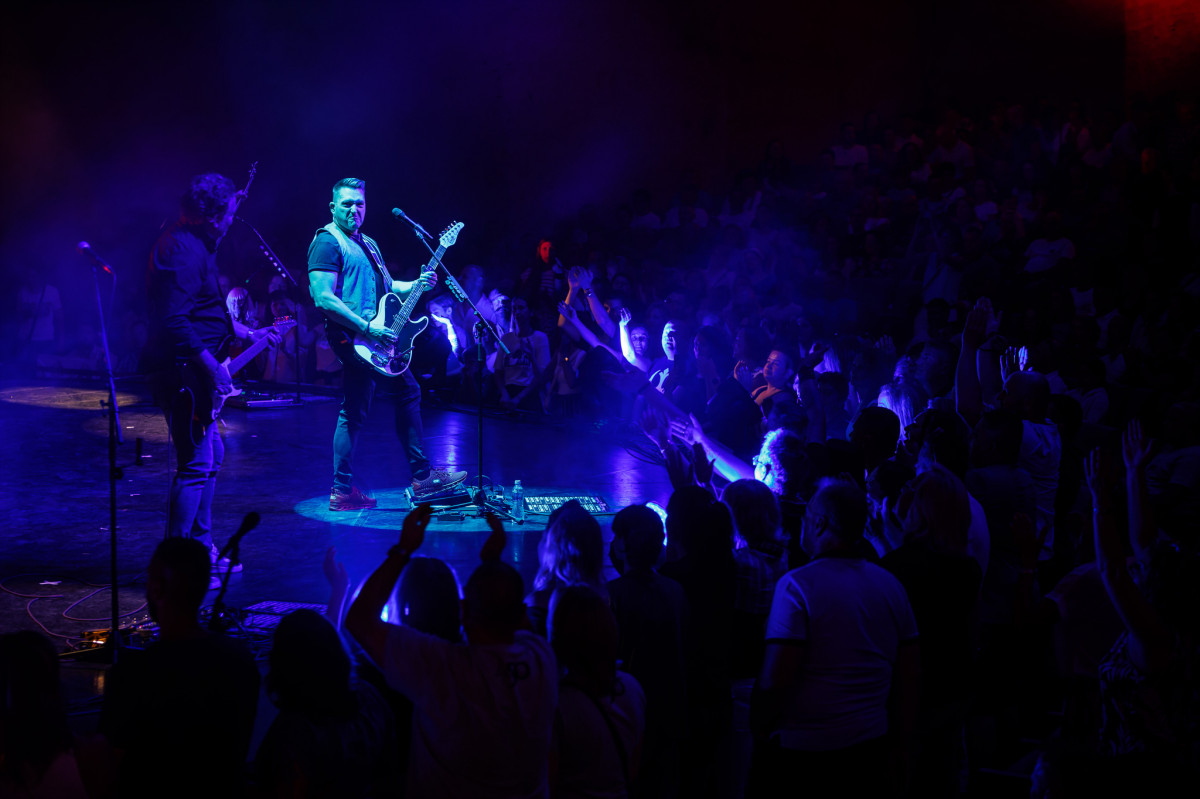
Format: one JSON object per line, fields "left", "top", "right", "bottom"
{"left": 99, "top": 537, "right": 260, "bottom": 799}
{"left": 346, "top": 507, "right": 557, "bottom": 798}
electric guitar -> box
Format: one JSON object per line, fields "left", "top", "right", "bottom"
{"left": 352, "top": 221, "right": 463, "bottom": 377}
{"left": 178, "top": 316, "right": 297, "bottom": 431}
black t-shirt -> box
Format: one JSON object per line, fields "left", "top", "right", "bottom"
{"left": 100, "top": 633, "right": 260, "bottom": 797}
{"left": 144, "top": 222, "right": 234, "bottom": 370}
{"left": 307, "top": 231, "right": 389, "bottom": 342}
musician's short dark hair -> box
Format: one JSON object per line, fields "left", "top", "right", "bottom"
{"left": 332, "top": 177, "right": 366, "bottom": 201}
{"left": 181, "top": 173, "right": 236, "bottom": 223}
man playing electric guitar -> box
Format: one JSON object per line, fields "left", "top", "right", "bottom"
{"left": 308, "top": 177, "right": 466, "bottom": 511}
{"left": 143, "top": 172, "right": 280, "bottom": 581}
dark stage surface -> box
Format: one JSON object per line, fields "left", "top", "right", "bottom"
{"left": 0, "top": 379, "right": 671, "bottom": 649}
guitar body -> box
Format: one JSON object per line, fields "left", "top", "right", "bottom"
{"left": 172, "top": 318, "right": 296, "bottom": 442}
{"left": 352, "top": 293, "right": 429, "bottom": 377}
{"left": 346, "top": 221, "right": 463, "bottom": 378}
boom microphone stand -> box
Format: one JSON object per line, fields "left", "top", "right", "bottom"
{"left": 392, "top": 209, "right": 515, "bottom": 520}
{"left": 82, "top": 245, "right": 124, "bottom": 659}
{"left": 237, "top": 217, "right": 304, "bottom": 405}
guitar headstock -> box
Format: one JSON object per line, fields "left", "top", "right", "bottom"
{"left": 271, "top": 315, "right": 298, "bottom": 335}
{"left": 439, "top": 222, "right": 464, "bottom": 248}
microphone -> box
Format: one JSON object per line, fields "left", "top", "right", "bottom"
{"left": 216, "top": 511, "right": 260, "bottom": 564}
{"left": 209, "top": 511, "right": 260, "bottom": 633}
{"left": 391, "top": 207, "right": 434, "bottom": 240}
{"left": 77, "top": 242, "right": 114, "bottom": 275}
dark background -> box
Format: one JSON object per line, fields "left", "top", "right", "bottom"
{"left": 0, "top": 0, "right": 1162, "bottom": 317}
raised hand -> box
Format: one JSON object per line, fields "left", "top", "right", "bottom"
{"left": 663, "top": 441, "right": 696, "bottom": 493}
{"left": 566, "top": 266, "right": 583, "bottom": 290}
{"left": 619, "top": 307, "right": 632, "bottom": 327}
{"left": 638, "top": 406, "right": 671, "bottom": 451}
{"left": 801, "top": 340, "right": 828, "bottom": 369}
{"left": 1122, "top": 420, "right": 1153, "bottom": 472}
{"left": 669, "top": 413, "right": 704, "bottom": 446}
{"left": 1001, "top": 346, "right": 1023, "bottom": 383}
{"left": 875, "top": 335, "right": 896, "bottom": 357}
{"left": 962, "top": 303, "right": 990, "bottom": 350}
{"left": 576, "top": 267, "right": 594, "bottom": 290}
{"left": 480, "top": 513, "right": 506, "bottom": 562}
{"left": 399, "top": 504, "right": 433, "bottom": 553}
{"left": 557, "top": 300, "right": 578, "bottom": 323}
{"left": 323, "top": 546, "right": 349, "bottom": 594}
{"left": 734, "top": 360, "right": 754, "bottom": 390}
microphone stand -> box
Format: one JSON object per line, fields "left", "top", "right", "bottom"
{"left": 237, "top": 218, "right": 303, "bottom": 406}
{"left": 209, "top": 512, "right": 260, "bottom": 633}
{"left": 93, "top": 256, "right": 124, "bottom": 659}
{"left": 394, "top": 211, "right": 515, "bottom": 521}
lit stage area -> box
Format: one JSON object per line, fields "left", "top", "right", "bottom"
{"left": 0, "top": 378, "right": 671, "bottom": 651}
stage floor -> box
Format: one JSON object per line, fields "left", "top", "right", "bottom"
{"left": 0, "top": 379, "right": 672, "bottom": 651}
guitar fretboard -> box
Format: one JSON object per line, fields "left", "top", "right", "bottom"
{"left": 390, "top": 245, "right": 447, "bottom": 332}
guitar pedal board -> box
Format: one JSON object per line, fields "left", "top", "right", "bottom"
{"left": 404, "top": 484, "right": 474, "bottom": 510}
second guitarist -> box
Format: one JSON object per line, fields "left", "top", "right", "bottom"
{"left": 308, "top": 177, "right": 467, "bottom": 511}
{"left": 144, "top": 172, "right": 280, "bottom": 580}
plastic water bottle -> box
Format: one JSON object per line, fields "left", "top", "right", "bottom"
{"left": 511, "top": 480, "right": 525, "bottom": 523}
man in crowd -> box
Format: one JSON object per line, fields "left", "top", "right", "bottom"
{"left": 752, "top": 478, "right": 920, "bottom": 796}
{"left": 99, "top": 538, "right": 260, "bottom": 797}
{"left": 307, "top": 177, "right": 466, "bottom": 510}
{"left": 346, "top": 506, "right": 557, "bottom": 797}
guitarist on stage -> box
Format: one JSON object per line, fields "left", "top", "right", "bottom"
{"left": 308, "top": 177, "right": 466, "bottom": 511}
{"left": 143, "top": 173, "right": 279, "bottom": 576}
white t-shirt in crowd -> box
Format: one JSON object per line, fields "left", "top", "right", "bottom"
{"left": 765, "top": 557, "right": 918, "bottom": 751}
{"left": 552, "top": 671, "right": 647, "bottom": 799}
{"left": 1023, "top": 237, "right": 1076, "bottom": 273}
{"left": 384, "top": 626, "right": 558, "bottom": 798}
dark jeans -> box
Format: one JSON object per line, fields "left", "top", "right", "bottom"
{"left": 334, "top": 357, "right": 429, "bottom": 492}
{"left": 155, "top": 377, "right": 223, "bottom": 548}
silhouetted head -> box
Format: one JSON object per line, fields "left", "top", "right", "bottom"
{"left": 534, "top": 500, "right": 605, "bottom": 593}
{"left": 463, "top": 561, "right": 527, "bottom": 638}
{"left": 0, "top": 631, "right": 72, "bottom": 790}
{"left": 394, "top": 556, "right": 462, "bottom": 642}
{"left": 146, "top": 537, "right": 211, "bottom": 623}
{"left": 848, "top": 406, "right": 901, "bottom": 472}
{"left": 801, "top": 478, "right": 867, "bottom": 557}
{"left": 181, "top": 173, "right": 237, "bottom": 238}
{"left": 610, "top": 504, "right": 664, "bottom": 575}
{"left": 267, "top": 609, "right": 354, "bottom": 719}
{"left": 723, "top": 478, "right": 782, "bottom": 550}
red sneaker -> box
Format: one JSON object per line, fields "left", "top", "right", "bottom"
{"left": 330, "top": 486, "right": 378, "bottom": 511}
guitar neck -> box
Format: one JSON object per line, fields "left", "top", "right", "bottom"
{"left": 227, "top": 329, "right": 276, "bottom": 376}
{"left": 393, "top": 245, "right": 447, "bottom": 328}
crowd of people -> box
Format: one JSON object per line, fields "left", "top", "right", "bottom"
{"left": 4, "top": 92, "right": 1200, "bottom": 797}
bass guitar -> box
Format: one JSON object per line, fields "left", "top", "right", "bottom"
{"left": 178, "top": 316, "right": 297, "bottom": 432}
{"left": 352, "top": 221, "right": 463, "bottom": 377}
